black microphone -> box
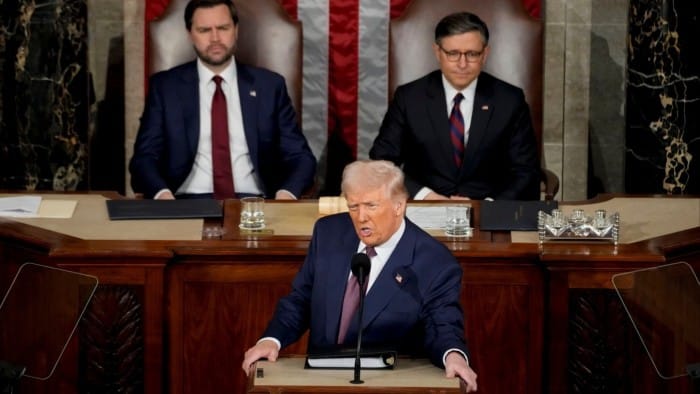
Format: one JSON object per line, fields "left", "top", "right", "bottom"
{"left": 351, "top": 252, "right": 371, "bottom": 287}
{"left": 349, "top": 252, "right": 371, "bottom": 384}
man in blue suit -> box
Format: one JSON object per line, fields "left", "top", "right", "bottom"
{"left": 242, "top": 160, "right": 478, "bottom": 392}
{"left": 130, "top": 0, "right": 316, "bottom": 200}
{"left": 370, "top": 12, "right": 540, "bottom": 201}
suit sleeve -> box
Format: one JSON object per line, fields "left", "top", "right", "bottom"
{"left": 420, "top": 248, "right": 470, "bottom": 367}
{"left": 260, "top": 219, "right": 319, "bottom": 347}
{"left": 370, "top": 86, "right": 424, "bottom": 197}
{"left": 129, "top": 74, "right": 170, "bottom": 198}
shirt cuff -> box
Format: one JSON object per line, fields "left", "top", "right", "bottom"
{"left": 257, "top": 337, "right": 281, "bottom": 351}
{"left": 276, "top": 189, "right": 298, "bottom": 199}
{"left": 442, "top": 348, "right": 469, "bottom": 367}
{"left": 413, "top": 187, "right": 434, "bottom": 200}
{"left": 153, "top": 189, "right": 171, "bottom": 199}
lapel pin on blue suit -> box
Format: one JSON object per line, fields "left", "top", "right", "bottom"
{"left": 394, "top": 273, "right": 403, "bottom": 284}
{"left": 481, "top": 105, "right": 489, "bottom": 111}
{"left": 250, "top": 90, "right": 257, "bottom": 97}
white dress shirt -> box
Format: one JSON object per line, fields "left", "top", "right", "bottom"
{"left": 175, "top": 58, "right": 264, "bottom": 196}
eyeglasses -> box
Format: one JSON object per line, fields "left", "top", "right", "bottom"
{"left": 438, "top": 46, "right": 484, "bottom": 63}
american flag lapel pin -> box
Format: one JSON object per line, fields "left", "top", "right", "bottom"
{"left": 481, "top": 105, "right": 489, "bottom": 111}
{"left": 250, "top": 90, "right": 257, "bottom": 97}
{"left": 395, "top": 273, "right": 403, "bottom": 284}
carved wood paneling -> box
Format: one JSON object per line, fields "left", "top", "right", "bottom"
{"left": 79, "top": 285, "right": 144, "bottom": 393}
{"left": 568, "top": 290, "right": 632, "bottom": 394}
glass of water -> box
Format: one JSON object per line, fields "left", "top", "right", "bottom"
{"left": 445, "top": 205, "right": 472, "bottom": 237}
{"left": 239, "top": 197, "right": 265, "bottom": 230}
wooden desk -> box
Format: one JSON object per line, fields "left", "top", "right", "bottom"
{"left": 248, "top": 357, "right": 464, "bottom": 393}
{"left": 0, "top": 195, "right": 698, "bottom": 394}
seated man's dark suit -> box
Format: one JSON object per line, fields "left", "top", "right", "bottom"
{"left": 261, "top": 213, "right": 469, "bottom": 367}
{"left": 130, "top": 61, "right": 316, "bottom": 198}
{"left": 370, "top": 70, "right": 540, "bottom": 200}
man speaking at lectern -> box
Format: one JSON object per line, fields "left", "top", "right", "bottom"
{"left": 242, "top": 160, "right": 478, "bottom": 391}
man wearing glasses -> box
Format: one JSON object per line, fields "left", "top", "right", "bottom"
{"left": 370, "top": 12, "right": 540, "bottom": 201}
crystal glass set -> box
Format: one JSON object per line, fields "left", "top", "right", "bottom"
{"left": 538, "top": 208, "right": 619, "bottom": 245}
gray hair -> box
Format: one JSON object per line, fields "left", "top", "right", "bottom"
{"left": 341, "top": 160, "right": 409, "bottom": 203}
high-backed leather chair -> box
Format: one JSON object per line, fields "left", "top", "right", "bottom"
{"left": 390, "top": 0, "right": 559, "bottom": 200}
{"left": 149, "top": 0, "right": 302, "bottom": 115}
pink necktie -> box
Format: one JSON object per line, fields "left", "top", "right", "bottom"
{"left": 449, "top": 93, "right": 465, "bottom": 167}
{"left": 337, "top": 246, "right": 376, "bottom": 344}
{"left": 211, "top": 75, "right": 235, "bottom": 199}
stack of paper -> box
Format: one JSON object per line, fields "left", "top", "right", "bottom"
{"left": 0, "top": 196, "right": 42, "bottom": 218}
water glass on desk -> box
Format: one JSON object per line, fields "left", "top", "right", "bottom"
{"left": 239, "top": 197, "right": 265, "bottom": 230}
{"left": 445, "top": 205, "right": 472, "bottom": 237}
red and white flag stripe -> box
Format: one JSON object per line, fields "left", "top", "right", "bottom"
{"left": 286, "top": 0, "right": 412, "bottom": 191}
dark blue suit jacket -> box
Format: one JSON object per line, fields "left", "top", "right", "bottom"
{"left": 262, "top": 213, "right": 469, "bottom": 367}
{"left": 129, "top": 61, "right": 316, "bottom": 198}
{"left": 370, "top": 70, "right": 540, "bottom": 200}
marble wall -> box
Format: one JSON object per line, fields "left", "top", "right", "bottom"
{"left": 625, "top": 0, "right": 699, "bottom": 194}
{"left": 544, "top": 0, "right": 699, "bottom": 199}
{"left": 0, "top": 0, "right": 91, "bottom": 191}
{"left": 2, "top": 0, "right": 697, "bottom": 199}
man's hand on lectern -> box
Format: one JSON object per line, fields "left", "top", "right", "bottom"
{"left": 242, "top": 339, "right": 280, "bottom": 376}
{"left": 445, "top": 352, "right": 478, "bottom": 392}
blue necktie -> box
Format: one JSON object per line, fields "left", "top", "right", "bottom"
{"left": 449, "top": 93, "right": 465, "bottom": 167}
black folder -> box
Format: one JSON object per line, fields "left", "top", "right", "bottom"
{"left": 479, "top": 200, "right": 558, "bottom": 231}
{"left": 106, "top": 199, "right": 222, "bottom": 220}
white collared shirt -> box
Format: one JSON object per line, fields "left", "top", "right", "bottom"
{"left": 354, "top": 219, "right": 406, "bottom": 291}
{"left": 176, "top": 58, "right": 264, "bottom": 196}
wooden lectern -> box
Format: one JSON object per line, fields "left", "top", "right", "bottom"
{"left": 247, "top": 357, "right": 466, "bottom": 393}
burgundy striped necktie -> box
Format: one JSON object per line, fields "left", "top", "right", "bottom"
{"left": 337, "top": 246, "right": 376, "bottom": 344}
{"left": 449, "top": 93, "right": 466, "bottom": 167}
{"left": 211, "top": 75, "right": 235, "bottom": 199}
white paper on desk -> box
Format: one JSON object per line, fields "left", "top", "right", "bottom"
{"left": 406, "top": 206, "right": 446, "bottom": 229}
{"left": 0, "top": 195, "right": 42, "bottom": 217}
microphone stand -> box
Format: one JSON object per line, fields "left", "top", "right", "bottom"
{"left": 350, "top": 267, "right": 367, "bottom": 384}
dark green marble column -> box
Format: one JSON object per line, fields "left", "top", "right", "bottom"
{"left": 0, "top": 0, "right": 90, "bottom": 191}
{"left": 626, "top": 0, "right": 700, "bottom": 194}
